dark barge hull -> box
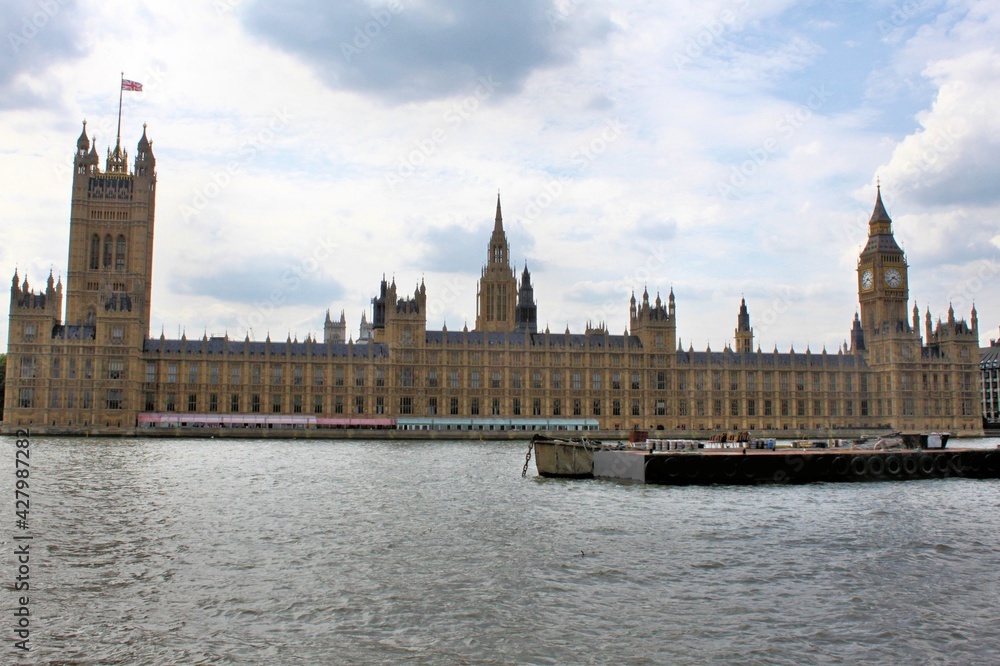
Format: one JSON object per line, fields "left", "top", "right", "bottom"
{"left": 591, "top": 448, "right": 1000, "bottom": 485}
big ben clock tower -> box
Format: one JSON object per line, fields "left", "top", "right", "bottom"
{"left": 857, "top": 184, "right": 909, "bottom": 340}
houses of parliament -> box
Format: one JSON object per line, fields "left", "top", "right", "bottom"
{"left": 1, "top": 123, "right": 985, "bottom": 436}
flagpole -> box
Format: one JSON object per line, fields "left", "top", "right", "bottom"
{"left": 116, "top": 71, "right": 124, "bottom": 148}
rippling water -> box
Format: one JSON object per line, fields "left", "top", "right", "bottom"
{"left": 3, "top": 436, "right": 999, "bottom": 664}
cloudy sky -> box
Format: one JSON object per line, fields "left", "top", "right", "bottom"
{"left": 2, "top": 0, "right": 999, "bottom": 351}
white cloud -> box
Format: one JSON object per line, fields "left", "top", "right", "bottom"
{"left": 880, "top": 48, "right": 1000, "bottom": 207}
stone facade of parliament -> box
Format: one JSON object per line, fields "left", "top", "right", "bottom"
{"left": 1, "top": 124, "right": 985, "bottom": 436}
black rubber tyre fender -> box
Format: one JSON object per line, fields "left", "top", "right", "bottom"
{"left": 919, "top": 455, "right": 935, "bottom": 475}
{"left": 850, "top": 456, "right": 868, "bottom": 477}
{"left": 902, "top": 455, "right": 919, "bottom": 476}
{"left": 867, "top": 456, "right": 885, "bottom": 477}
{"left": 683, "top": 456, "right": 702, "bottom": 479}
{"left": 884, "top": 455, "right": 902, "bottom": 476}
{"left": 722, "top": 458, "right": 739, "bottom": 478}
{"left": 664, "top": 456, "right": 681, "bottom": 478}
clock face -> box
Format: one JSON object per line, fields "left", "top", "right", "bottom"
{"left": 861, "top": 269, "right": 873, "bottom": 291}
{"left": 885, "top": 268, "right": 902, "bottom": 288}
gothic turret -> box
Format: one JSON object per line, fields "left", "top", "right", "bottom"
{"left": 76, "top": 121, "right": 90, "bottom": 154}
{"left": 850, "top": 311, "right": 865, "bottom": 352}
{"left": 515, "top": 262, "right": 537, "bottom": 334}
{"left": 629, "top": 283, "right": 675, "bottom": 350}
{"left": 324, "top": 309, "right": 346, "bottom": 343}
{"left": 475, "top": 194, "right": 518, "bottom": 332}
{"left": 134, "top": 124, "right": 155, "bottom": 177}
{"left": 735, "top": 298, "right": 753, "bottom": 353}
{"left": 73, "top": 120, "right": 99, "bottom": 176}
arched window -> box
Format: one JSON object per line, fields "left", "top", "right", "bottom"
{"left": 89, "top": 234, "right": 100, "bottom": 269}
{"left": 115, "top": 235, "right": 126, "bottom": 271}
{"left": 103, "top": 234, "right": 113, "bottom": 268}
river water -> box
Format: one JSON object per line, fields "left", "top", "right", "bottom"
{"left": 3, "top": 436, "right": 999, "bottom": 664}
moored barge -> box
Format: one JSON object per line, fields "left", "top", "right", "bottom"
{"left": 528, "top": 434, "right": 1000, "bottom": 485}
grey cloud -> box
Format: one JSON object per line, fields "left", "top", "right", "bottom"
{"left": 406, "top": 216, "right": 537, "bottom": 274}
{"left": 172, "top": 254, "right": 345, "bottom": 306}
{"left": 0, "top": 0, "right": 87, "bottom": 109}
{"left": 900, "top": 156, "right": 1000, "bottom": 209}
{"left": 240, "top": 0, "right": 615, "bottom": 103}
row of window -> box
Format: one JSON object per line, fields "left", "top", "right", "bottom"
{"left": 134, "top": 394, "right": 974, "bottom": 419}
{"left": 143, "top": 362, "right": 917, "bottom": 392}
{"left": 18, "top": 386, "right": 977, "bottom": 422}
{"left": 20, "top": 354, "right": 975, "bottom": 397}
{"left": 88, "top": 233, "right": 127, "bottom": 271}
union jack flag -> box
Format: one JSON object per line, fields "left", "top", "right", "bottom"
{"left": 121, "top": 79, "right": 143, "bottom": 92}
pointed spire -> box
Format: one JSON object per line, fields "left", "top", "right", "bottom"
{"left": 77, "top": 120, "right": 90, "bottom": 153}
{"left": 869, "top": 182, "right": 892, "bottom": 225}
{"left": 494, "top": 191, "right": 503, "bottom": 232}
{"left": 138, "top": 123, "right": 151, "bottom": 152}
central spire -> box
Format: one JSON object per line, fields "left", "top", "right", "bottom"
{"left": 477, "top": 193, "right": 518, "bottom": 332}
{"left": 494, "top": 192, "right": 503, "bottom": 232}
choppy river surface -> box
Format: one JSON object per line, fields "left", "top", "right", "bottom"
{"left": 3, "top": 436, "right": 999, "bottom": 664}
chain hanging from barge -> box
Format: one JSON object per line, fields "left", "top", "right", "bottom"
{"left": 521, "top": 440, "right": 533, "bottom": 477}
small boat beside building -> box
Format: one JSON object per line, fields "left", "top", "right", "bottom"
{"left": 527, "top": 433, "right": 999, "bottom": 485}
